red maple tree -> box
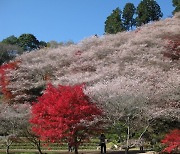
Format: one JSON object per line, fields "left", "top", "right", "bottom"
{"left": 161, "top": 129, "right": 180, "bottom": 153}
{"left": 0, "top": 61, "right": 20, "bottom": 101}
{"left": 30, "top": 83, "right": 103, "bottom": 154}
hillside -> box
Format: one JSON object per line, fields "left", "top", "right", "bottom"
{"left": 6, "top": 13, "right": 180, "bottom": 121}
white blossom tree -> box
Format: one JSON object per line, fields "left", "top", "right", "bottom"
{"left": 0, "top": 103, "right": 30, "bottom": 154}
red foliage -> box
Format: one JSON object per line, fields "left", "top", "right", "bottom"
{"left": 0, "top": 61, "right": 20, "bottom": 100}
{"left": 161, "top": 129, "right": 180, "bottom": 153}
{"left": 163, "top": 34, "right": 180, "bottom": 61}
{"left": 30, "top": 83, "right": 102, "bottom": 149}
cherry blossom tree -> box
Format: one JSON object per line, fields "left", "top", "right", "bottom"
{"left": 0, "top": 103, "right": 30, "bottom": 154}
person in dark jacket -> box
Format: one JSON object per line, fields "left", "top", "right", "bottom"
{"left": 68, "top": 142, "right": 73, "bottom": 152}
{"left": 99, "top": 134, "right": 106, "bottom": 153}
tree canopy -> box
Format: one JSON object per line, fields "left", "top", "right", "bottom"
{"left": 2, "top": 35, "right": 18, "bottom": 45}
{"left": 161, "top": 129, "right": 180, "bottom": 153}
{"left": 172, "top": 0, "right": 180, "bottom": 15}
{"left": 136, "top": 0, "right": 163, "bottom": 26}
{"left": 104, "top": 7, "right": 125, "bottom": 34}
{"left": 122, "top": 3, "right": 136, "bottom": 31}
{"left": 18, "top": 34, "right": 39, "bottom": 51}
{"left": 0, "top": 43, "right": 22, "bottom": 65}
{"left": 30, "top": 84, "right": 103, "bottom": 154}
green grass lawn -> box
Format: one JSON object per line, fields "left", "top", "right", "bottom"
{"left": 0, "top": 138, "right": 101, "bottom": 153}
{"left": 0, "top": 138, "right": 153, "bottom": 154}
{"left": 0, "top": 149, "right": 152, "bottom": 154}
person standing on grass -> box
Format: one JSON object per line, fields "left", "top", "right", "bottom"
{"left": 68, "top": 142, "right": 73, "bottom": 152}
{"left": 99, "top": 133, "right": 106, "bottom": 153}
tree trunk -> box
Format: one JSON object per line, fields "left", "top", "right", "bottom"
{"left": 73, "top": 136, "right": 79, "bottom": 154}
{"left": 37, "top": 145, "right": 43, "bottom": 154}
{"left": 6, "top": 139, "right": 12, "bottom": 154}
{"left": 125, "top": 116, "right": 130, "bottom": 154}
{"left": 36, "top": 140, "right": 43, "bottom": 154}
{"left": 74, "top": 146, "right": 78, "bottom": 154}
{"left": 6, "top": 145, "right": 10, "bottom": 154}
{"left": 125, "top": 147, "right": 129, "bottom": 154}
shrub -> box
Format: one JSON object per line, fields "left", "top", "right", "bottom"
{"left": 161, "top": 129, "right": 180, "bottom": 153}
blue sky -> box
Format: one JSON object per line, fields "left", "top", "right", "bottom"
{"left": 0, "top": 0, "right": 174, "bottom": 43}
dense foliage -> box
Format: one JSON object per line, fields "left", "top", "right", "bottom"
{"left": 104, "top": 0, "right": 163, "bottom": 33}
{"left": 104, "top": 7, "right": 125, "bottom": 34}
{"left": 2, "top": 35, "right": 18, "bottom": 45}
{"left": 0, "top": 43, "right": 22, "bottom": 65}
{"left": 0, "top": 61, "right": 20, "bottom": 101}
{"left": 122, "top": 3, "right": 136, "bottom": 30}
{"left": 161, "top": 129, "right": 180, "bottom": 153}
{"left": 30, "top": 84, "right": 102, "bottom": 154}
{"left": 172, "top": 0, "right": 180, "bottom": 15}
{"left": 136, "top": 0, "right": 163, "bottom": 26}
{"left": 18, "top": 34, "right": 40, "bottom": 51}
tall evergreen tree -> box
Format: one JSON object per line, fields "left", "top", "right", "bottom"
{"left": 105, "top": 7, "right": 125, "bottom": 34}
{"left": 18, "top": 34, "right": 39, "bottom": 51}
{"left": 172, "top": 0, "right": 180, "bottom": 15}
{"left": 136, "top": 0, "right": 163, "bottom": 26}
{"left": 122, "top": 3, "right": 136, "bottom": 31}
